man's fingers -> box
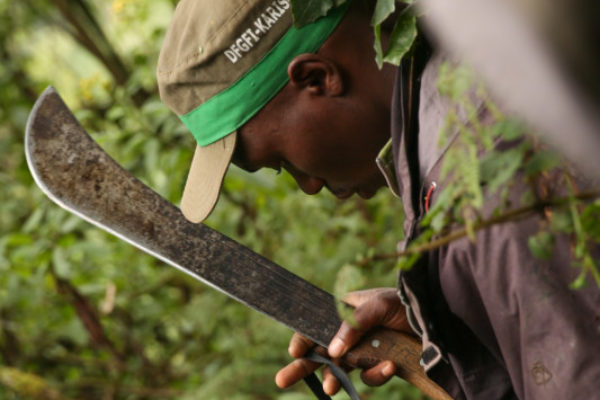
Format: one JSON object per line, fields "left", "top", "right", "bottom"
{"left": 359, "top": 360, "right": 396, "bottom": 387}
{"left": 288, "top": 332, "right": 315, "bottom": 358}
{"left": 329, "top": 320, "right": 366, "bottom": 358}
{"left": 329, "top": 289, "right": 412, "bottom": 359}
{"left": 322, "top": 366, "right": 342, "bottom": 395}
{"left": 352, "top": 290, "right": 410, "bottom": 333}
{"left": 329, "top": 293, "right": 396, "bottom": 358}
{"left": 275, "top": 358, "right": 321, "bottom": 388}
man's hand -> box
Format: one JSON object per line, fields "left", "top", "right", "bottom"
{"left": 275, "top": 287, "right": 415, "bottom": 395}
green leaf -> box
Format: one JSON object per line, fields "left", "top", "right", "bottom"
{"left": 524, "top": 150, "right": 561, "bottom": 176}
{"left": 372, "top": 1, "right": 416, "bottom": 68}
{"left": 580, "top": 202, "right": 600, "bottom": 241}
{"left": 335, "top": 298, "right": 358, "bottom": 327}
{"left": 0, "top": 367, "right": 64, "bottom": 400}
{"left": 528, "top": 231, "right": 555, "bottom": 260}
{"left": 22, "top": 208, "right": 44, "bottom": 233}
{"left": 52, "top": 247, "right": 72, "bottom": 279}
{"left": 333, "top": 264, "right": 365, "bottom": 299}
{"left": 371, "top": 0, "right": 395, "bottom": 26}
{"left": 290, "top": 0, "right": 347, "bottom": 27}
{"left": 492, "top": 118, "right": 525, "bottom": 141}
{"left": 382, "top": 13, "right": 417, "bottom": 66}
{"left": 462, "top": 207, "right": 477, "bottom": 241}
{"left": 459, "top": 142, "right": 484, "bottom": 209}
{"left": 60, "top": 215, "right": 83, "bottom": 233}
{"left": 373, "top": 24, "right": 384, "bottom": 69}
{"left": 437, "top": 62, "right": 475, "bottom": 101}
{"left": 396, "top": 253, "right": 420, "bottom": 271}
{"left": 570, "top": 269, "right": 588, "bottom": 290}
{"left": 479, "top": 148, "right": 524, "bottom": 194}
{"left": 4, "top": 232, "right": 33, "bottom": 247}
{"left": 550, "top": 209, "right": 573, "bottom": 233}
{"left": 420, "top": 186, "right": 452, "bottom": 227}
{"left": 520, "top": 188, "right": 535, "bottom": 206}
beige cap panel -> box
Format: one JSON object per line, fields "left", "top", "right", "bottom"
{"left": 180, "top": 133, "right": 237, "bottom": 223}
{"left": 157, "top": 0, "right": 293, "bottom": 116}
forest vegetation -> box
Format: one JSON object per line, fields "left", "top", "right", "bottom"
{"left": 0, "top": 1, "right": 417, "bottom": 398}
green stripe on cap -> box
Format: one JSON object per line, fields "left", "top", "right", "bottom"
{"left": 180, "top": 3, "right": 350, "bottom": 147}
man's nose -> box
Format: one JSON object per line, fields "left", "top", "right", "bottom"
{"left": 298, "top": 177, "right": 325, "bottom": 195}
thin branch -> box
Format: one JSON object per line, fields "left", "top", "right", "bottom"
{"left": 359, "top": 189, "right": 600, "bottom": 265}
{"left": 51, "top": 271, "right": 125, "bottom": 366}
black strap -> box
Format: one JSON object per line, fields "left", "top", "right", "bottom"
{"left": 303, "top": 371, "right": 331, "bottom": 400}
{"left": 302, "top": 350, "right": 361, "bottom": 400}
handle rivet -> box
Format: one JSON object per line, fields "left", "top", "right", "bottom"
{"left": 371, "top": 339, "right": 380, "bottom": 348}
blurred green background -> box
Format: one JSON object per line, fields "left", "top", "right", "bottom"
{"left": 0, "top": 0, "right": 421, "bottom": 398}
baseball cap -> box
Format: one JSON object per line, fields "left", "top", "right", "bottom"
{"left": 157, "top": 0, "right": 350, "bottom": 223}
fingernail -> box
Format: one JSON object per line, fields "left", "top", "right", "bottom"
{"left": 382, "top": 362, "right": 395, "bottom": 377}
{"left": 329, "top": 337, "right": 346, "bottom": 358}
{"left": 275, "top": 372, "right": 284, "bottom": 388}
{"left": 323, "top": 376, "right": 336, "bottom": 395}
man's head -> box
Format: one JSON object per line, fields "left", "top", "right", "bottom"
{"left": 158, "top": 0, "right": 395, "bottom": 223}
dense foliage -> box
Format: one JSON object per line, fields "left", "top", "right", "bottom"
{"left": 0, "top": 0, "right": 421, "bottom": 399}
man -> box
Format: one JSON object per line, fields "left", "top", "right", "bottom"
{"left": 157, "top": 0, "right": 600, "bottom": 399}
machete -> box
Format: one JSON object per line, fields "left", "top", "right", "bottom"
{"left": 25, "top": 87, "right": 451, "bottom": 400}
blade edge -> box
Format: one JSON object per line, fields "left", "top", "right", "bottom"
{"left": 25, "top": 86, "right": 342, "bottom": 348}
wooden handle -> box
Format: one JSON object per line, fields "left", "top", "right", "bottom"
{"left": 342, "top": 328, "right": 453, "bottom": 400}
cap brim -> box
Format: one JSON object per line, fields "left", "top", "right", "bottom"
{"left": 180, "top": 132, "right": 237, "bottom": 223}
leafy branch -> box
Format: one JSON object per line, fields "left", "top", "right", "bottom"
{"left": 378, "top": 61, "right": 600, "bottom": 288}
{"left": 358, "top": 190, "right": 600, "bottom": 263}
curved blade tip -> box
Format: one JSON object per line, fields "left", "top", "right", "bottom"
{"left": 24, "top": 85, "right": 61, "bottom": 196}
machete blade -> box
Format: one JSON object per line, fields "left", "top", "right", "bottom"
{"left": 24, "top": 87, "right": 454, "bottom": 400}
{"left": 25, "top": 86, "right": 340, "bottom": 348}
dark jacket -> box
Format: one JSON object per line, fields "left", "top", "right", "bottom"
{"left": 387, "top": 51, "right": 600, "bottom": 400}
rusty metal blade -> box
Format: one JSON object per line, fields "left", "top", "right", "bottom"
{"left": 25, "top": 86, "right": 340, "bottom": 347}
{"left": 25, "top": 87, "right": 456, "bottom": 400}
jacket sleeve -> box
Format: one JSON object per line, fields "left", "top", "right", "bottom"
{"left": 438, "top": 212, "right": 600, "bottom": 400}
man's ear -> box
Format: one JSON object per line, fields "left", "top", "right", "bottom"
{"left": 287, "top": 54, "right": 344, "bottom": 96}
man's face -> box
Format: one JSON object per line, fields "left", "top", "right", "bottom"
{"left": 232, "top": 79, "right": 391, "bottom": 199}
